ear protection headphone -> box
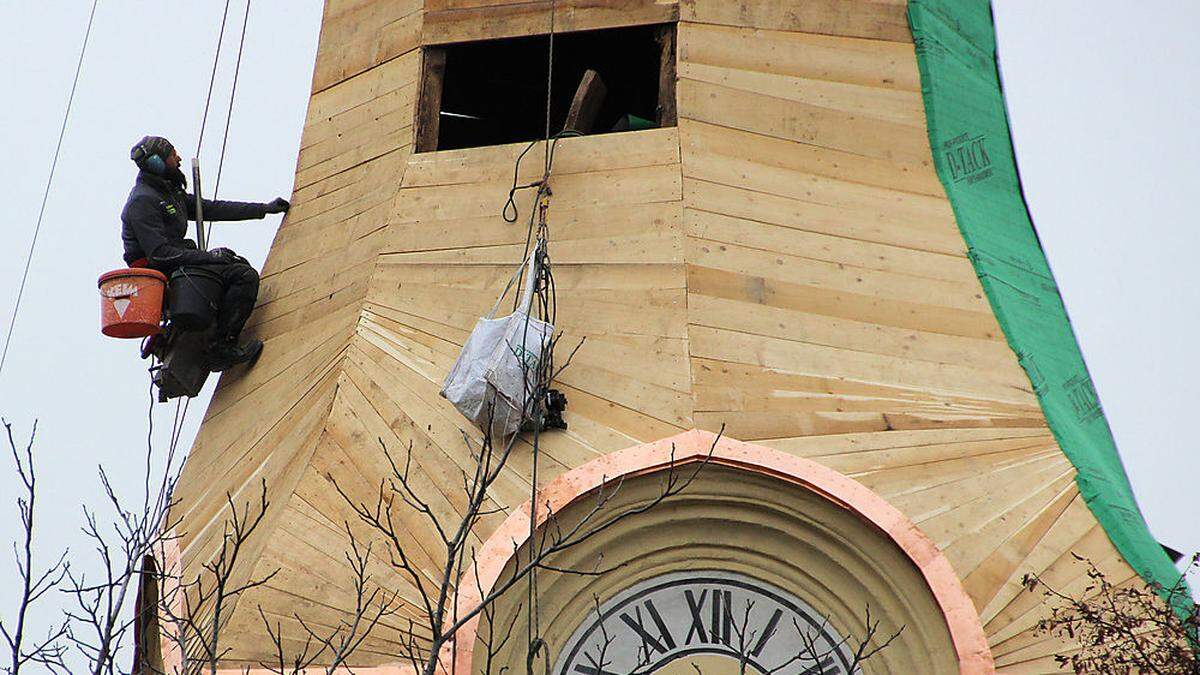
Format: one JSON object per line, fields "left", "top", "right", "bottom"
{"left": 130, "top": 138, "right": 168, "bottom": 175}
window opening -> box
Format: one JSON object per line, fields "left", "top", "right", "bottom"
{"left": 416, "top": 23, "right": 676, "bottom": 152}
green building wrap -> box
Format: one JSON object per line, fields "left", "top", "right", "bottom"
{"left": 906, "top": 0, "right": 1192, "bottom": 615}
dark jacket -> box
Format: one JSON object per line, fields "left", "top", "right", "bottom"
{"left": 121, "top": 170, "right": 270, "bottom": 271}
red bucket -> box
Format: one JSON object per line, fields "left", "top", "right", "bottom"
{"left": 98, "top": 268, "right": 168, "bottom": 338}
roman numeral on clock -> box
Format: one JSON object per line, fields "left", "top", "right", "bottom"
{"left": 618, "top": 599, "right": 677, "bottom": 655}
{"left": 683, "top": 588, "right": 734, "bottom": 645}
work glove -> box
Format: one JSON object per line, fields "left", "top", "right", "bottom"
{"left": 209, "top": 247, "right": 248, "bottom": 265}
{"left": 264, "top": 197, "right": 290, "bottom": 214}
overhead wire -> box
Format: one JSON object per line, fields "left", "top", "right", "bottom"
{"left": 0, "top": 0, "right": 101, "bottom": 380}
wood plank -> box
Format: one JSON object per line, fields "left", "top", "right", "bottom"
{"left": 960, "top": 484, "right": 1079, "bottom": 610}
{"left": 680, "top": 0, "right": 911, "bottom": 43}
{"left": 402, "top": 127, "right": 680, "bottom": 188}
{"left": 686, "top": 237, "right": 990, "bottom": 314}
{"left": 392, "top": 162, "right": 682, "bottom": 222}
{"left": 298, "top": 105, "right": 413, "bottom": 173}
{"left": 683, "top": 178, "right": 967, "bottom": 257}
{"left": 679, "top": 77, "right": 935, "bottom": 166}
{"left": 687, "top": 325, "right": 1035, "bottom": 405}
{"left": 423, "top": 0, "right": 679, "bottom": 45}
{"left": 680, "top": 119, "right": 942, "bottom": 197}
{"left": 299, "top": 82, "right": 416, "bottom": 153}
{"left": 936, "top": 471, "right": 1077, "bottom": 574}
{"left": 687, "top": 294, "right": 1021, "bottom": 373}
{"left": 679, "top": 60, "right": 924, "bottom": 128}
{"left": 312, "top": 8, "right": 421, "bottom": 93}
{"left": 977, "top": 495, "right": 1109, "bottom": 624}
{"left": 679, "top": 21, "right": 920, "bottom": 92}
{"left": 656, "top": 24, "right": 677, "bottom": 126}
{"left": 683, "top": 144, "right": 954, "bottom": 234}
{"left": 684, "top": 208, "right": 970, "bottom": 283}
{"left": 985, "top": 529, "right": 1130, "bottom": 643}
{"left": 859, "top": 445, "right": 1059, "bottom": 504}
{"left": 686, "top": 265, "right": 1004, "bottom": 341}
{"left": 691, "top": 359, "right": 1033, "bottom": 421}
{"left": 991, "top": 567, "right": 1140, "bottom": 664}
{"left": 760, "top": 426, "right": 1051, "bottom": 457}
{"left": 174, "top": 371, "right": 338, "bottom": 601}
{"left": 895, "top": 452, "right": 1069, "bottom": 525}
{"left": 414, "top": 47, "right": 447, "bottom": 153}
{"left": 808, "top": 435, "right": 1057, "bottom": 476}
{"left": 368, "top": 276, "right": 688, "bottom": 340}
{"left": 305, "top": 51, "right": 419, "bottom": 126}
{"left": 295, "top": 135, "right": 412, "bottom": 190}
{"left": 563, "top": 69, "right": 608, "bottom": 134}
{"left": 382, "top": 200, "right": 681, "bottom": 258}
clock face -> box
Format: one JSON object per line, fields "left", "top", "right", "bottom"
{"left": 553, "top": 571, "right": 858, "bottom": 675}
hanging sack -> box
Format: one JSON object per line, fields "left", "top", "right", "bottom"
{"left": 441, "top": 250, "right": 554, "bottom": 437}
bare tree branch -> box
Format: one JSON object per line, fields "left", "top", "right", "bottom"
{"left": 1023, "top": 554, "right": 1199, "bottom": 673}
{"left": 1, "top": 419, "right": 70, "bottom": 675}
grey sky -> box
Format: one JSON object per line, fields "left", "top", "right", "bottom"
{"left": 991, "top": 2, "right": 1200, "bottom": 567}
{"left": 0, "top": 2, "right": 324, "bottom": 666}
{"left": 0, "top": 0, "right": 1196, "bottom": 669}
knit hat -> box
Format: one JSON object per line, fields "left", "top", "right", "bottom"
{"left": 130, "top": 135, "right": 175, "bottom": 170}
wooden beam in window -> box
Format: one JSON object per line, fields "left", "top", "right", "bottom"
{"left": 564, "top": 69, "right": 608, "bottom": 134}
{"left": 416, "top": 46, "right": 448, "bottom": 153}
{"left": 656, "top": 24, "right": 677, "bottom": 128}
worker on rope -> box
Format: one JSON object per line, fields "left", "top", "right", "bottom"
{"left": 120, "top": 135, "right": 289, "bottom": 371}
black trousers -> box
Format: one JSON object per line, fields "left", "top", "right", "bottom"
{"left": 199, "top": 261, "right": 260, "bottom": 342}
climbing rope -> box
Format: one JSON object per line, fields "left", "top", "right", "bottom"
{"left": 523, "top": 0, "right": 558, "bottom": 668}
{"left": 206, "top": 0, "right": 253, "bottom": 243}
{"left": 0, "top": 0, "right": 101, "bottom": 380}
{"left": 154, "top": 0, "right": 249, "bottom": 459}
{"left": 196, "top": 0, "right": 234, "bottom": 158}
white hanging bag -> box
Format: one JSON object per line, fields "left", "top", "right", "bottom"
{"left": 440, "top": 249, "right": 554, "bottom": 437}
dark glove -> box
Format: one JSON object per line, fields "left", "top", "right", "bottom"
{"left": 149, "top": 243, "right": 228, "bottom": 270}
{"left": 209, "top": 247, "right": 248, "bottom": 265}
{"left": 264, "top": 197, "right": 290, "bottom": 214}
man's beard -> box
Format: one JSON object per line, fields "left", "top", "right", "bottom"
{"left": 165, "top": 165, "right": 188, "bottom": 189}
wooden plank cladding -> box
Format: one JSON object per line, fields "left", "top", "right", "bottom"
{"left": 422, "top": 0, "right": 679, "bottom": 45}
{"left": 673, "top": 5, "right": 1134, "bottom": 670}
{"left": 681, "top": 0, "right": 912, "bottom": 43}
{"left": 162, "top": 1, "right": 1143, "bottom": 671}
{"left": 312, "top": 0, "right": 422, "bottom": 93}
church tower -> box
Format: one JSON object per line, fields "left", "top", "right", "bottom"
{"left": 161, "top": 0, "right": 1183, "bottom": 672}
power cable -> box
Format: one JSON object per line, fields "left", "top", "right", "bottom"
{"left": 0, "top": 0, "right": 101, "bottom": 380}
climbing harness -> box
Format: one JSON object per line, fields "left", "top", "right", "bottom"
{"left": 94, "top": 0, "right": 255, "bottom": 411}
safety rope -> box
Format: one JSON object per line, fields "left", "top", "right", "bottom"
{"left": 206, "top": 0, "right": 253, "bottom": 243}
{"left": 196, "top": 0, "right": 234, "bottom": 158}
{"left": 525, "top": 1, "right": 557, "bottom": 669}
{"left": 0, "top": 0, "right": 101, "bottom": 381}
{"left": 160, "top": 0, "right": 248, "bottom": 451}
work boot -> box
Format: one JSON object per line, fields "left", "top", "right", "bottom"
{"left": 205, "top": 337, "right": 264, "bottom": 372}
